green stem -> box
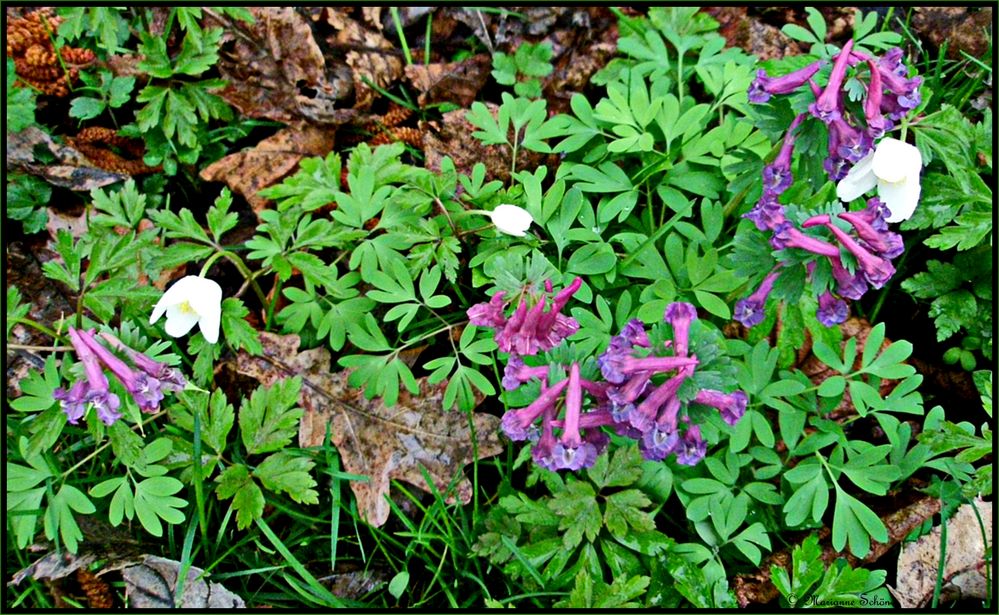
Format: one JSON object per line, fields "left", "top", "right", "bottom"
{"left": 61, "top": 412, "right": 162, "bottom": 478}
{"left": 423, "top": 11, "right": 433, "bottom": 66}
{"left": 191, "top": 403, "right": 210, "bottom": 549}
{"left": 220, "top": 251, "right": 269, "bottom": 308}
{"left": 266, "top": 276, "right": 282, "bottom": 332}
{"left": 10, "top": 317, "right": 63, "bottom": 341}
{"left": 198, "top": 249, "right": 229, "bottom": 277}
{"left": 390, "top": 7, "right": 413, "bottom": 66}
{"left": 931, "top": 506, "right": 948, "bottom": 607}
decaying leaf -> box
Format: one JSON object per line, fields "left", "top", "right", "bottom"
{"left": 200, "top": 124, "right": 336, "bottom": 212}
{"left": 422, "top": 106, "right": 527, "bottom": 184}
{"left": 323, "top": 8, "right": 405, "bottom": 110}
{"left": 230, "top": 332, "right": 502, "bottom": 527}
{"left": 6, "top": 126, "right": 128, "bottom": 191}
{"left": 9, "top": 518, "right": 144, "bottom": 586}
{"left": 123, "top": 555, "right": 245, "bottom": 608}
{"left": 404, "top": 54, "right": 491, "bottom": 108}
{"left": 205, "top": 7, "right": 355, "bottom": 125}
{"left": 891, "top": 499, "right": 993, "bottom": 608}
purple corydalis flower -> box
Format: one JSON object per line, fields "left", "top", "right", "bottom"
{"left": 829, "top": 117, "right": 872, "bottom": 164}
{"left": 64, "top": 327, "right": 121, "bottom": 425}
{"left": 734, "top": 270, "right": 780, "bottom": 328}
{"left": 863, "top": 59, "right": 890, "bottom": 138}
{"left": 837, "top": 211, "right": 904, "bottom": 259}
{"left": 639, "top": 396, "right": 681, "bottom": 461}
{"left": 598, "top": 352, "right": 698, "bottom": 385}
{"left": 500, "top": 377, "right": 569, "bottom": 441}
{"left": 664, "top": 302, "right": 698, "bottom": 357}
{"left": 549, "top": 363, "right": 599, "bottom": 471}
{"left": 744, "top": 196, "right": 787, "bottom": 231}
{"left": 817, "top": 291, "right": 849, "bottom": 326}
{"left": 770, "top": 222, "right": 842, "bottom": 258}
{"left": 100, "top": 331, "right": 187, "bottom": 393}
{"left": 676, "top": 425, "right": 707, "bottom": 466}
{"left": 748, "top": 61, "right": 824, "bottom": 103}
{"left": 531, "top": 405, "right": 559, "bottom": 471}
{"left": 53, "top": 380, "right": 89, "bottom": 424}
{"left": 607, "top": 372, "right": 651, "bottom": 414}
{"left": 501, "top": 355, "right": 549, "bottom": 391}
{"left": 762, "top": 113, "right": 807, "bottom": 196}
{"left": 466, "top": 291, "right": 507, "bottom": 328}
{"left": 694, "top": 389, "right": 748, "bottom": 426}
{"left": 823, "top": 222, "right": 896, "bottom": 288}
{"left": 827, "top": 254, "right": 870, "bottom": 300}
{"left": 876, "top": 48, "right": 922, "bottom": 113}
{"left": 809, "top": 39, "right": 855, "bottom": 123}
{"left": 615, "top": 319, "right": 650, "bottom": 348}
{"left": 490, "top": 278, "right": 582, "bottom": 356}
{"left": 78, "top": 329, "right": 163, "bottom": 413}
{"left": 624, "top": 367, "right": 691, "bottom": 433}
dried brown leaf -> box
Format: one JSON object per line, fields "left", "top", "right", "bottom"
{"left": 123, "top": 556, "right": 245, "bottom": 608}
{"left": 324, "top": 9, "right": 404, "bottom": 110}
{"left": 892, "top": 499, "right": 993, "bottom": 608}
{"left": 230, "top": 332, "right": 502, "bottom": 527}
{"left": 404, "top": 54, "right": 491, "bottom": 108}
{"left": 6, "top": 126, "right": 128, "bottom": 191}
{"left": 200, "top": 124, "right": 336, "bottom": 213}
{"left": 206, "top": 7, "right": 355, "bottom": 125}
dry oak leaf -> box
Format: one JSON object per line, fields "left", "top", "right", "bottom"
{"left": 404, "top": 54, "right": 491, "bottom": 108}
{"left": 232, "top": 332, "right": 503, "bottom": 527}
{"left": 323, "top": 8, "right": 404, "bottom": 110}
{"left": 891, "top": 499, "right": 993, "bottom": 608}
{"left": 123, "top": 556, "right": 245, "bottom": 608}
{"left": 206, "top": 7, "right": 355, "bottom": 125}
{"left": 6, "top": 126, "right": 128, "bottom": 191}
{"left": 200, "top": 123, "right": 336, "bottom": 213}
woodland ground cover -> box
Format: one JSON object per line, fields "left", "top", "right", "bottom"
{"left": 4, "top": 6, "right": 994, "bottom": 610}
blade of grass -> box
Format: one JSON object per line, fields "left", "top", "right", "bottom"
{"left": 390, "top": 7, "right": 413, "bottom": 66}
{"left": 254, "top": 516, "right": 345, "bottom": 607}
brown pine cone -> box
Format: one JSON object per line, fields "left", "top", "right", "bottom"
{"left": 369, "top": 126, "right": 423, "bottom": 148}
{"left": 61, "top": 46, "right": 96, "bottom": 65}
{"left": 76, "top": 568, "right": 113, "bottom": 609}
{"left": 382, "top": 103, "right": 414, "bottom": 128}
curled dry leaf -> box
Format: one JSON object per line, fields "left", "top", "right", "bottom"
{"left": 6, "top": 126, "right": 128, "bottom": 191}
{"left": 205, "top": 7, "right": 355, "bottom": 125}
{"left": 323, "top": 8, "right": 405, "bottom": 110}
{"left": 200, "top": 124, "right": 336, "bottom": 213}
{"left": 404, "top": 54, "right": 491, "bottom": 108}
{"left": 891, "top": 499, "right": 993, "bottom": 608}
{"left": 123, "top": 555, "right": 245, "bottom": 608}
{"left": 231, "top": 332, "right": 503, "bottom": 527}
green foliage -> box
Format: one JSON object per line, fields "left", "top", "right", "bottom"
{"left": 6, "top": 57, "right": 37, "bottom": 133}
{"left": 69, "top": 69, "right": 136, "bottom": 121}
{"left": 492, "top": 42, "right": 554, "bottom": 98}
{"left": 6, "top": 173, "right": 51, "bottom": 234}
{"left": 771, "top": 534, "right": 889, "bottom": 607}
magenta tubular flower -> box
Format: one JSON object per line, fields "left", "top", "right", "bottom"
{"left": 771, "top": 222, "right": 842, "bottom": 258}
{"left": 624, "top": 368, "right": 691, "bottom": 433}
{"left": 493, "top": 279, "right": 581, "bottom": 356}
{"left": 65, "top": 327, "right": 121, "bottom": 425}
{"left": 501, "top": 355, "right": 549, "bottom": 391}
{"left": 748, "top": 61, "right": 824, "bottom": 103}
{"left": 549, "top": 363, "right": 599, "bottom": 471}
{"left": 614, "top": 319, "right": 650, "bottom": 348}
{"left": 607, "top": 372, "right": 652, "bottom": 413}
{"left": 500, "top": 377, "right": 569, "bottom": 441}
{"left": 531, "top": 404, "right": 559, "bottom": 471}
{"left": 824, "top": 222, "right": 896, "bottom": 288}
{"left": 734, "top": 270, "right": 780, "bottom": 328}
{"left": 827, "top": 254, "right": 870, "bottom": 300}
{"left": 837, "top": 212, "right": 904, "bottom": 258}
{"left": 876, "top": 48, "right": 921, "bottom": 112}
{"left": 494, "top": 300, "right": 529, "bottom": 353}
{"left": 743, "top": 196, "right": 787, "bottom": 231}
{"left": 639, "top": 396, "right": 681, "bottom": 461}
{"left": 599, "top": 352, "right": 698, "bottom": 386}
{"left": 809, "top": 39, "right": 855, "bottom": 123}
{"left": 676, "top": 425, "right": 708, "bottom": 466}
{"left": 694, "top": 389, "right": 748, "bottom": 426}
{"left": 762, "top": 114, "right": 806, "bottom": 196}
{"left": 467, "top": 291, "right": 507, "bottom": 328}
{"left": 100, "top": 332, "right": 187, "bottom": 393}
{"left": 817, "top": 291, "right": 849, "bottom": 327}
{"left": 829, "top": 117, "right": 873, "bottom": 163}
{"left": 863, "top": 59, "right": 890, "bottom": 138}
{"left": 53, "top": 380, "right": 89, "bottom": 424}
{"left": 664, "top": 302, "right": 698, "bottom": 357}
{"left": 78, "top": 330, "right": 163, "bottom": 413}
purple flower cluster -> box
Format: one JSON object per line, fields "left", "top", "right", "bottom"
{"left": 739, "top": 41, "right": 920, "bottom": 328}
{"left": 498, "top": 303, "right": 748, "bottom": 470}
{"left": 53, "top": 327, "right": 186, "bottom": 425}
{"left": 467, "top": 277, "right": 582, "bottom": 356}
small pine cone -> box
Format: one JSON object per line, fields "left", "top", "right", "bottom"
{"left": 14, "top": 57, "right": 60, "bottom": 82}
{"left": 24, "top": 44, "right": 57, "bottom": 68}
{"left": 74, "top": 126, "right": 122, "bottom": 145}
{"left": 6, "top": 25, "right": 35, "bottom": 54}
{"left": 382, "top": 103, "right": 413, "bottom": 127}
{"left": 76, "top": 568, "right": 113, "bottom": 609}
{"left": 61, "top": 46, "right": 96, "bottom": 66}
{"left": 370, "top": 126, "right": 423, "bottom": 148}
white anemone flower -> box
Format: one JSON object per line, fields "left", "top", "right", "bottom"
{"left": 149, "top": 276, "right": 223, "bottom": 343}
{"left": 485, "top": 204, "right": 533, "bottom": 237}
{"left": 836, "top": 137, "right": 923, "bottom": 223}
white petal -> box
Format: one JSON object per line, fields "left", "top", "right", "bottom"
{"left": 490, "top": 204, "right": 533, "bottom": 236}
{"left": 871, "top": 137, "right": 922, "bottom": 183}
{"left": 197, "top": 300, "right": 222, "bottom": 344}
{"left": 878, "top": 178, "right": 921, "bottom": 223}
{"left": 163, "top": 306, "right": 200, "bottom": 338}
{"left": 186, "top": 277, "right": 223, "bottom": 317}
{"left": 836, "top": 151, "right": 877, "bottom": 202}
